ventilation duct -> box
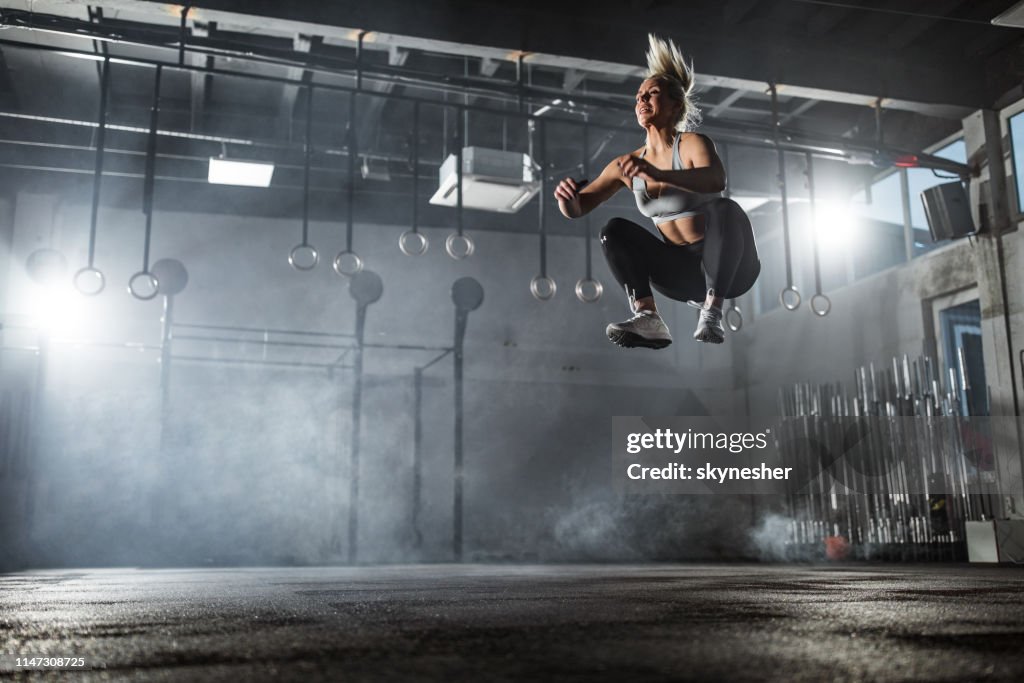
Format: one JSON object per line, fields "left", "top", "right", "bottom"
{"left": 429, "top": 147, "right": 539, "bottom": 213}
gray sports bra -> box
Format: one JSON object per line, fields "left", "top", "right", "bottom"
{"left": 632, "top": 132, "right": 721, "bottom": 225}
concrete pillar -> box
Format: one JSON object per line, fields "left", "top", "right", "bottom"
{"left": 962, "top": 109, "right": 1024, "bottom": 515}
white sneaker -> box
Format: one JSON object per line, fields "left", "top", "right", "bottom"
{"left": 688, "top": 299, "right": 725, "bottom": 344}
{"left": 606, "top": 309, "right": 673, "bottom": 349}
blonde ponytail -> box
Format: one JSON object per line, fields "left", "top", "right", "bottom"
{"left": 644, "top": 34, "right": 701, "bottom": 131}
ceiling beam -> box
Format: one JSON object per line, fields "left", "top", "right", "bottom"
{"left": 15, "top": 0, "right": 991, "bottom": 116}
{"left": 708, "top": 89, "right": 746, "bottom": 118}
{"left": 140, "top": 0, "right": 987, "bottom": 113}
{"left": 779, "top": 99, "right": 819, "bottom": 125}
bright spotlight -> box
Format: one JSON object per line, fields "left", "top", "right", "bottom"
{"left": 812, "top": 201, "right": 856, "bottom": 250}
{"left": 208, "top": 157, "right": 275, "bottom": 187}
{"left": 30, "top": 285, "right": 87, "bottom": 335}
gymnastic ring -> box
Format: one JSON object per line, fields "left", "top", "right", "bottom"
{"left": 445, "top": 233, "right": 475, "bottom": 260}
{"left": 810, "top": 293, "right": 831, "bottom": 317}
{"left": 128, "top": 271, "right": 160, "bottom": 301}
{"left": 288, "top": 244, "right": 319, "bottom": 271}
{"left": 73, "top": 266, "right": 106, "bottom": 296}
{"left": 725, "top": 306, "right": 744, "bottom": 332}
{"left": 530, "top": 275, "right": 556, "bottom": 301}
{"left": 332, "top": 250, "right": 364, "bottom": 277}
{"left": 399, "top": 230, "right": 429, "bottom": 256}
{"left": 574, "top": 277, "right": 603, "bottom": 303}
{"left": 779, "top": 286, "right": 801, "bottom": 311}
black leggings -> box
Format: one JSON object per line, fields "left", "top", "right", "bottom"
{"left": 600, "top": 197, "right": 761, "bottom": 302}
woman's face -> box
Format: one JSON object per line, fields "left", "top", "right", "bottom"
{"left": 635, "top": 77, "right": 680, "bottom": 128}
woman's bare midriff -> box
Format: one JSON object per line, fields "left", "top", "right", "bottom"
{"left": 656, "top": 213, "right": 706, "bottom": 245}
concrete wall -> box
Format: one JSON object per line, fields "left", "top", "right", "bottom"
{"left": 0, "top": 191, "right": 759, "bottom": 568}
{"left": 735, "top": 236, "right": 983, "bottom": 413}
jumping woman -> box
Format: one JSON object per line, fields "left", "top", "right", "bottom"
{"left": 554, "top": 34, "right": 760, "bottom": 348}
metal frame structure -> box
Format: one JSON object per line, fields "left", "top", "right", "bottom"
{"left": 0, "top": 270, "right": 482, "bottom": 564}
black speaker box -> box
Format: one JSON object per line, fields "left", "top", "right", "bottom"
{"left": 921, "top": 181, "right": 975, "bottom": 242}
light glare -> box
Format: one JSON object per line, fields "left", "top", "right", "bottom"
{"left": 813, "top": 201, "right": 856, "bottom": 249}
{"left": 31, "top": 286, "right": 86, "bottom": 335}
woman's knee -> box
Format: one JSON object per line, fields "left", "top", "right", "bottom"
{"left": 600, "top": 217, "right": 644, "bottom": 246}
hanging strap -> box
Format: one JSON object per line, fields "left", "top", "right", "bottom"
{"left": 141, "top": 64, "right": 162, "bottom": 272}
{"left": 346, "top": 92, "right": 356, "bottom": 252}
{"left": 412, "top": 101, "right": 419, "bottom": 234}
{"left": 87, "top": 56, "right": 112, "bottom": 268}
{"left": 302, "top": 83, "right": 314, "bottom": 247}
{"left": 538, "top": 118, "right": 546, "bottom": 277}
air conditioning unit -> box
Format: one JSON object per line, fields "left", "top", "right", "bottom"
{"left": 429, "top": 147, "right": 539, "bottom": 213}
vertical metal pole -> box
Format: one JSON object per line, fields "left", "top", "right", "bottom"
{"left": 355, "top": 31, "right": 366, "bottom": 91}
{"left": 456, "top": 107, "right": 464, "bottom": 239}
{"left": 178, "top": 5, "right": 190, "bottom": 67}
{"left": 980, "top": 110, "right": 1017, "bottom": 417}
{"left": 899, "top": 168, "right": 914, "bottom": 262}
{"left": 156, "top": 294, "right": 174, "bottom": 530}
{"left": 805, "top": 152, "right": 823, "bottom": 300}
{"left": 463, "top": 57, "right": 470, "bottom": 147}
{"left": 348, "top": 305, "right": 366, "bottom": 563}
{"left": 346, "top": 92, "right": 356, "bottom": 255}
{"left": 412, "top": 367, "right": 423, "bottom": 548}
{"left": 516, "top": 54, "right": 525, "bottom": 114}
{"left": 88, "top": 58, "right": 111, "bottom": 271}
{"left": 302, "top": 84, "right": 313, "bottom": 248}
{"left": 23, "top": 334, "right": 50, "bottom": 560}
{"left": 538, "top": 118, "right": 547, "bottom": 280}
{"left": 412, "top": 101, "right": 420, "bottom": 237}
{"left": 142, "top": 65, "right": 161, "bottom": 273}
{"left": 769, "top": 84, "right": 795, "bottom": 298}
{"left": 453, "top": 311, "right": 466, "bottom": 561}
{"left": 160, "top": 298, "right": 174, "bottom": 419}
{"left": 582, "top": 122, "right": 594, "bottom": 281}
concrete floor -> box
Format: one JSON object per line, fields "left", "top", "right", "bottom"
{"left": 1, "top": 564, "right": 1023, "bottom": 682}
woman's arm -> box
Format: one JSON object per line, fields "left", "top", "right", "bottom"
{"left": 554, "top": 157, "right": 627, "bottom": 219}
{"left": 617, "top": 134, "right": 726, "bottom": 194}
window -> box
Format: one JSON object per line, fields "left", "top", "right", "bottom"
{"left": 849, "top": 173, "right": 906, "bottom": 279}
{"left": 938, "top": 299, "right": 989, "bottom": 417}
{"left": 848, "top": 138, "right": 968, "bottom": 278}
